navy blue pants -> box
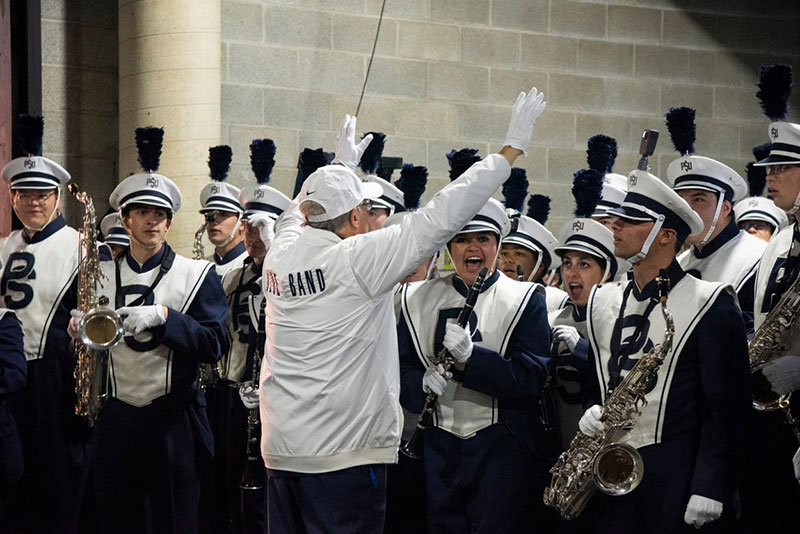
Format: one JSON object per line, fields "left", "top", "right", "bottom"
{"left": 424, "top": 422, "right": 539, "bottom": 534}
{"left": 200, "top": 383, "right": 265, "bottom": 534}
{"left": 267, "top": 465, "right": 386, "bottom": 534}
{"left": 3, "top": 358, "right": 93, "bottom": 534}
{"left": 93, "top": 395, "right": 211, "bottom": 534}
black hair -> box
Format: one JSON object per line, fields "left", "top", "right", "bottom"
{"left": 121, "top": 203, "right": 173, "bottom": 220}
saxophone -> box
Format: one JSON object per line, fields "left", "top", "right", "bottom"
{"left": 543, "top": 274, "right": 674, "bottom": 520}
{"left": 195, "top": 218, "right": 220, "bottom": 392}
{"left": 69, "top": 184, "right": 121, "bottom": 424}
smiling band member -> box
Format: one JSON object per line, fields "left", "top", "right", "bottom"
{"left": 548, "top": 166, "right": 628, "bottom": 452}
{"left": 74, "top": 127, "right": 228, "bottom": 534}
{"left": 579, "top": 168, "right": 750, "bottom": 532}
{"left": 199, "top": 145, "right": 247, "bottom": 278}
{"left": 398, "top": 197, "right": 551, "bottom": 533}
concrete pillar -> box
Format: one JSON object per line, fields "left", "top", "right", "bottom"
{"left": 118, "top": 0, "right": 220, "bottom": 256}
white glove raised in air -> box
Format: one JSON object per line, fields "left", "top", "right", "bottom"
{"left": 503, "top": 87, "right": 547, "bottom": 154}
{"left": 68, "top": 309, "right": 84, "bottom": 340}
{"left": 793, "top": 447, "right": 800, "bottom": 485}
{"left": 683, "top": 494, "right": 723, "bottom": 529}
{"left": 247, "top": 212, "right": 276, "bottom": 249}
{"left": 579, "top": 404, "right": 604, "bottom": 437}
{"left": 239, "top": 385, "right": 260, "bottom": 410}
{"left": 422, "top": 364, "right": 451, "bottom": 397}
{"left": 443, "top": 322, "right": 473, "bottom": 364}
{"left": 552, "top": 325, "right": 580, "bottom": 353}
{"left": 332, "top": 114, "right": 373, "bottom": 170}
{"left": 762, "top": 355, "right": 800, "bottom": 395}
{"left": 118, "top": 305, "right": 166, "bottom": 334}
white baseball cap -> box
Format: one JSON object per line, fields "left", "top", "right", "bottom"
{"left": 300, "top": 165, "right": 382, "bottom": 222}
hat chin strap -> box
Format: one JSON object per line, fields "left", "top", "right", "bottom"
{"left": 22, "top": 187, "right": 61, "bottom": 234}
{"left": 425, "top": 250, "right": 440, "bottom": 280}
{"left": 788, "top": 190, "right": 800, "bottom": 216}
{"left": 219, "top": 214, "right": 243, "bottom": 248}
{"left": 525, "top": 249, "right": 544, "bottom": 283}
{"left": 627, "top": 212, "right": 666, "bottom": 264}
{"left": 697, "top": 193, "right": 725, "bottom": 246}
{"left": 119, "top": 208, "right": 167, "bottom": 251}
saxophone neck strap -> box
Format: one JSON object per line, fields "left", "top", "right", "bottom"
{"left": 114, "top": 245, "right": 176, "bottom": 309}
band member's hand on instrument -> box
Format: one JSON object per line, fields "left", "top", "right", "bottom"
{"left": 422, "top": 364, "right": 451, "bottom": 396}
{"left": 503, "top": 87, "right": 546, "bottom": 154}
{"left": 552, "top": 325, "right": 580, "bottom": 353}
{"left": 578, "top": 404, "right": 604, "bottom": 437}
{"left": 683, "top": 494, "right": 722, "bottom": 529}
{"left": 68, "top": 309, "right": 83, "bottom": 340}
{"left": 118, "top": 305, "right": 167, "bottom": 334}
{"left": 762, "top": 354, "right": 800, "bottom": 395}
{"left": 443, "top": 322, "right": 473, "bottom": 364}
{"left": 331, "top": 114, "right": 373, "bottom": 171}
{"left": 247, "top": 212, "right": 276, "bottom": 248}
{"left": 239, "top": 385, "right": 260, "bottom": 410}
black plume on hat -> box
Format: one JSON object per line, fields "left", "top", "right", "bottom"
{"left": 208, "top": 145, "right": 233, "bottom": 182}
{"left": 586, "top": 135, "right": 618, "bottom": 174}
{"left": 358, "top": 132, "right": 385, "bottom": 175}
{"left": 250, "top": 139, "right": 276, "bottom": 185}
{"left": 753, "top": 142, "right": 772, "bottom": 162}
{"left": 757, "top": 64, "right": 793, "bottom": 122}
{"left": 446, "top": 148, "right": 480, "bottom": 181}
{"left": 665, "top": 107, "right": 696, "bottom": 156}
{"left": 135, "top": 127, "right": 164, "bottom": 172}
{"left": 17, "top": 114, "right": 44, "bottom": 157}
{"left": 746, "top": 163, "right": 767, "bottom": 197}
{"left": 502, "top": 168, "right": 529, "bottom": 213}
{"left": 572, "top": 169, "right": 603, "bottom": 218}
{"left": 293, "top": 148, "right": 333, "bottom": 197}
{"left": 527, "top": 194, "right": 550, "bottom": 225}
{"left": 396, "top": 164, "right": 428, "bottom": 210}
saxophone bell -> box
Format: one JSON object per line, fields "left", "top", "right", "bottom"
{"left": 79, "top": 305, "right": 124, "bottom": 351}
{"left": 592, "top": 442, "right": 644, "bottom": 496}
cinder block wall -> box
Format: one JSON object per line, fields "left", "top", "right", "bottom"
{"left": 41, "top": 0, "right": 118, "bottom": 223}
{"left": 221, "top": 0, "right": 800, "bottom": 233}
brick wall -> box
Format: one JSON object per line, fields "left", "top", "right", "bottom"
{"left": 41, "top": 0, "right": 118, "bottom": 224}
{"left": 221, "top": 0, "right": 800, "bottom": 233}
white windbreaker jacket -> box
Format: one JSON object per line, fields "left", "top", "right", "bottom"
{"left": 260, "top": 154, "right": 512, "bottom": 473}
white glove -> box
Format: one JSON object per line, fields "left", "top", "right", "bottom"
{"left": 579, "top": 404, "right": 604, "bottom": 437}
{"left": 683, "top": 495, "right": 723, "bottom": 528}
{"left": 247, "top": 212, "right": 276, "bottom": 248}
{"left": 762, "top": 355, "right": 800, "bottom": 395}
{"left": 331, "top": 114, "right": 373, "bottom": 170}
{"left": 503, "top": 87, "right": 546, "bottom": 154}
{"left": 443, "top": 322, "right": 473, "bottom": 364}
{"left": 239, "top": 385, "right": 260, "bottom": 410}
{"left": 68, "top": 309, "right": 83, "bottom": 340}
{"left": 552, "top": 325, "right": 580, "bottom": 353}
{"left": 793, "top": 447, "right": 800, "bottom": 485}
{"left": 118, "top": 305, "right": 166, "bottom": 334}
{"left": 422, "top": 364, "right": 451, "bottom": 397}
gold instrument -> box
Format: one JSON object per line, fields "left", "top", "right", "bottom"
{"left": 544, "top": 274, "right": 674, "bottom": 520}
{"left": 69, "top": 184, "right": 122, "bottom": 424}
{"left": 241, "top": 297, "right": 266, "bottom": 490}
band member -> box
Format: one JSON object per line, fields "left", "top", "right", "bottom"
{"left": 261, "top": 89, "right": 546, "bottom": 534}
{"left": 0, "top": 309, "right": 25, "bottom": 524}
{"left": 549, "top": 167, "right": 628, "bottom": 451}
{"left": 100, "top": 211, "right": 130, "bottom": 259}
{"left": 358, "top": 132, "right": 407, "bottom": 231}
{"left": 744, "top": 64, "right": 800, "bottom": 533}
{"left": 0, "top": 115, "right": 94, "bottom": 533}
{"left": 201, "top": 138, "right": 289, "bottom": 534}
{"left": 199, "top": 145, "right": 247, "bottom": 277}
{"left": 734, "top": 144, "right": 788, "bottom": 243}
{"left": 579, "top": 169, "right": 750, "bottom": 532}
{"left": 498, "top": 191, "right": 569, "bottom": 312}
{"left": 398, "top": 198, "right": 551, "bottom": 533}
{"left": 72, "top": 127, "right": 228, "bottom": 534}
{"left": 664, "top": 106, "right": 766, "bottom": 329}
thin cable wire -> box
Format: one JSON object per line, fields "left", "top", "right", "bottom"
{"left": 356, "top": 0, "right": 387, "bottom": 116}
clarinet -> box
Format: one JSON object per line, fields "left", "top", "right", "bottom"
{"left": 516, "top": 264, "right": 525, "bottom": 282}
{"left": 240, "top": 297, "right": 266, "bottom": 490}
{"left": 400, "top": 267, "right": 489, "bottom": 460}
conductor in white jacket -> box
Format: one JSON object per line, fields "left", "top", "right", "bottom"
{"left": 259, "top": 89, "right": 546, "bottom": 534}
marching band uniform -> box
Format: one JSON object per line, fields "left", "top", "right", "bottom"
{"left": 583, "top": 170, "right": 750, "bottom": 533}
{"left": 0, "top": 126, "right": 95, "bottom": 532}
{"left": 0, "top": 310, "right": 25, "bottom": 524}
{"left": 90, "top": 132, "right": 228, "bottom": 534}
{"left": 398, "top": 199, "right": 551, "bottom": 534}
